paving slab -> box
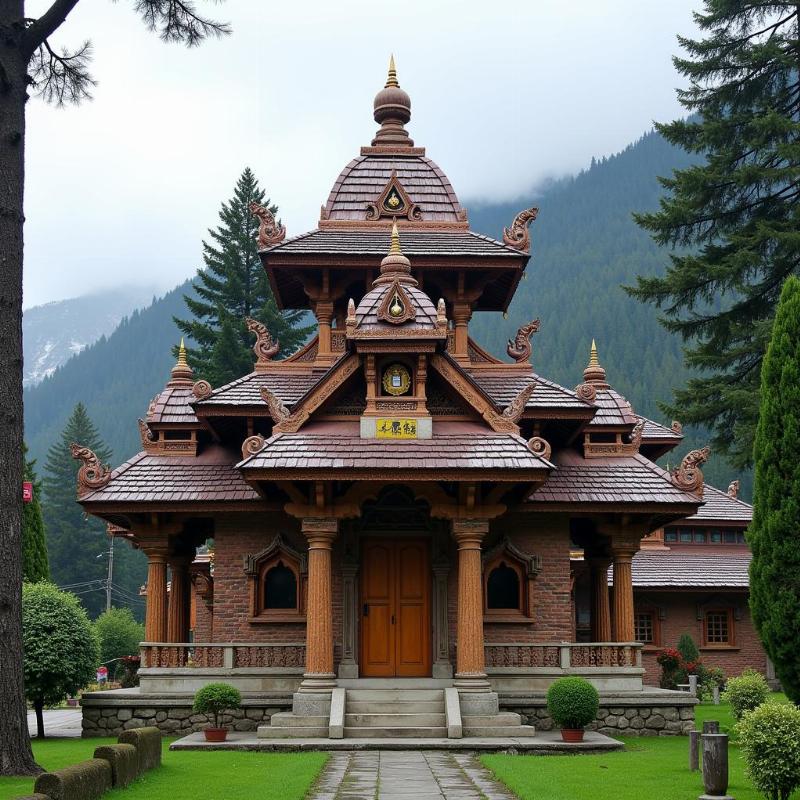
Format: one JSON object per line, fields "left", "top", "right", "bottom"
{"left": 27, "top": 708, "right": 82, "bottom": 738}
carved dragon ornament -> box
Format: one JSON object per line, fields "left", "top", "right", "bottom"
{"left": 246, "top": 317, "right": 280, "bottom": 365}
{"left": 507, "top": 318, "right": 540, "bottom": 363}
{"left": 260, "top": 386, "right": 290, "bottom": 424}
{"left": 503, "top": 206, "right": 539, "bottom": 251}
{"left": 249, "top": 201, "right": 286, "bottom": 249}
{"left": 70, "top": 443, "right": 112, "bottom": 497}
{"left": 671, "top": 445, "right": 711, "bottom": 497}
{"left": 501, "top": 380, "right": 536, "bottom": 424}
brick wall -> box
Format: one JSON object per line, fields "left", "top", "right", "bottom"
{"left": 636, "top": 589, "right": 766, "bottom": 685}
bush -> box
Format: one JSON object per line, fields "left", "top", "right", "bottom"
{"left": 34, "top": 758, "right": 112, "bottom": 800}
{"left": 94, "top": 608, "right": 144, "bottom": 676}
{"left": 192, "top": 682, "right": 242, "bottom": 728}
{"left": 738, "top": 702, "right": 800, "bottom": 800}
{"left": 677, "top": 632, "right": 700, "bottom": 664}
{"left": 546, "top": 676, "right": 599, "bottom": 730}
{"left": 118, "top": 727, "right": 162, "bottom": 772}
{"left": 724, "top": 669, "right": 770, "bottom": 720}
{"left": 23, "top": 582, "right": 100, "bottom": 738}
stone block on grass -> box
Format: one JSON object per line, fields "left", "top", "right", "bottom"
{"left": 94, "top": 744, "right": 138, "bottom": 787}
{"left": 13, "top": 794, "right": 51, "bottom": 799}
{"left": 118, "top": 726, "right": 162, "bottom": 773}
{"left": 34, "top": 758, "right": 112, "bottom": 800}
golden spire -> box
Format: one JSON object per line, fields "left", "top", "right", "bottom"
{"left": 169, "top": 337, "right": 194, "bottom": 385}
{"left": 389, "top": 221, "right": 403, "bottom": 255}
{"left": 589, "top": 338, "right": 599, "bottom": 367}
{"left": 386, "top": 54, "right": 399, "bottom": 88}
{"left": 583, "top": 338, "right": 607, "bottom": 385}
{"left": 177, "top": 337, "right": 188, "bottom": 367}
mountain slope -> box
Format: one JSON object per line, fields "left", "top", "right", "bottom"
{"left": 23, "top": 286, "right": 157, "bottom": 387}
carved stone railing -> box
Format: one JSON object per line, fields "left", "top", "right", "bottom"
{"left": 140, "top": 642, "right": 306, "bottom": 669}
{"left": 484, "top": 642, "right": 642, "bottom": 670}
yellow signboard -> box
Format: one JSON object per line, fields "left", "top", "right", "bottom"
{"left": 375, "top": 418, "right": 418, "bottom": 439}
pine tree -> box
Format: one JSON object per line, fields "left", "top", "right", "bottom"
{"left": 749, "top": 276, "right": 800, "bottom": 702}
{"left": 175, "top": 168, "right": 312, "bottom": 386}
{"left": 629, "top": 3, "right": 800, "bottom": 469}
{"left": 22, "top": 444, "right": 49, "bottom": 583}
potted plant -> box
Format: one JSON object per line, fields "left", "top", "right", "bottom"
{"left": 546, "top": 676, "right": 599, "bottom": 742}
{"left": 193, "top": 682, "right": 242, "bottom": 742}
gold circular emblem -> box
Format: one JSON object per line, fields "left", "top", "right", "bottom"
{"left": 382, "top": 363, "right": 412, "bottom": 396}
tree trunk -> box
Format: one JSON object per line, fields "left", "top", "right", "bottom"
{"left": 34, "top": 700, "right": 45, "bottom": 739}
{"left": 0, "top": 4, "right": 42, "bottom": 776}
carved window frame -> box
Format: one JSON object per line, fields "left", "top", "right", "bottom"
{"left": 702, "top": 608, "right": 735, "bottom": 648}
{"left": 482, "top": 538, "right": 541, "bottom": 623}
{"left": 244, "top": 535, "right": 308, "bottom": 624}
{"left": 633, "top": 606, "right": 661, "bottom": 648}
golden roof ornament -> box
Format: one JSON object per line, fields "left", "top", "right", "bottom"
{"left": 372, "top": 55, "right": 413, "bottom": 148}
{"left": 582, "top": 338, "right": 608, "bottom": 386}
{"left": 386, "top": 54, "right": 399, "bottom": 88}
{"left": 168, "top": 338, "right": 194, "bottom": 386}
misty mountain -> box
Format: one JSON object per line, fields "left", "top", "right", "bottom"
{"left": 23, "top": 287, "right": 158, "bottom": 387}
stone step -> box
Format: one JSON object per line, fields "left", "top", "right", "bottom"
{"left": 345, "top": 712, "right": 446, "bottom": 727}
{"left": 346, "top": 700, "right": 444, "bottom": 714}
{"left": 346, "top": 689, "right": 444, "bottom": 703}
{"left": 343, "top": 726, "right": 447, "bottom": 739}
{"left": 462, "top": 724, "right": 538, "bottom": 738}
{"left": 257, "top": 725, "right": 328, "bottom": 739}
{"left": 461, "top": 713, "right": 523, "bottom": 727}
{"left": 268, "top": 713, "right": 329, "bottom": 728}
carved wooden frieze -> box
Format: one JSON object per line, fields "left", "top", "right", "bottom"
{"left": 671, "top": 445, "right": 710, "bottom": 496}
{"left": 249, "top": 201, "right": 286, "bottom": 248}
{"left": 502, "top": 206, "right": 539, "bottom": 251}
{"left": 507, "top": 318, "right": 540, "bottom": 363}
{"left": 246, "top": 317, "right": 280, "bottom": 367}
{"left": 70, "top": 443, "right": 111, "bottom": 497}
{"left": 583, "top": 419, "right": 645, "bottom": 458}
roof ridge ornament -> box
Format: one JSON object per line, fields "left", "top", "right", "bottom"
{"left": 727, "top": 479, "right": 740, "bottom": 499}
{"left": 246, "top": 317, "right": 280, "bottom": 368}
{"left": 261, "top": 386, "right": 290, "bottom": 423}
{"left": 70, "top": 443, "right": 111, "bottom": 497}
{"left": 527, "top": 436, "right": 552, "bottom": 462}
{"left": 582, "top": 338, "right": 608, "bottom": 387}
{"left": 503, "top": 206, "right": 539, "bottom": 251}
{"left": 501, "top": 379, "right": 536, "bottom": 423}
{"left": 241, "top": 433, "right": 266, "bottom": 460}
{"left": 507, "top": 318, "right": 540, "bottom": 363}
{"left": 671, "top": 445, "right": 710, "bottom": 497}
{"left": 386, "top": 53, "right": 399, "bottom": 88}
{"left": 371, "top": 55, "right": 414, "bottom": 148}
{"left": 168, "top": 338, "right": 194, "bottom": 386}
{"left": 192, "top": 379, "right": 213, "bottom": 400}
{"left": 249, "top": 201, "right": 286, "bottom": 249}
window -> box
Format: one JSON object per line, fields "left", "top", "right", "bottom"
{"left": 263, "top": 561, "right": 297, "bottom": 610}
{"left": 664, "top": 526, "right": 747, "bottom": 546}
{"left": 487, "top": 562, "right": 520, "bottom": 609}
{"left": 704, "top": 610, "right": 733, "bottom": 646}
{"left": 664, "top": 529, "right": 678, "bottom": 543}
{"left": 244, "top": 535, "right": 307, "bottom": 623}
{"left": 693, "top": 531, "right": 707, "bottom": 543}
{"left": 634, "top": 608, "right": 660, "bottom": 646}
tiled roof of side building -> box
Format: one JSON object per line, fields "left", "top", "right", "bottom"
{"left": 527, "top": 449, "right": 701, "bottom": 506}
{"left": 80, "top": 448, "right": 262, "bottom": 505}
{"left": 683, "top": 484, "right": 753, "bottom": 523}
{"left": 468, "top": 372, "right": 594, "bottom": 411}
{"left": 240, "top": 422, "right": 552, "bottom": 474}
{"left": 194, "top": 369, "right": 328, "bottom": 408}
{"left": 638, "top": 416, "right": 683, "bottom": 441}
{"left": 264, "top": 229, "right": 524, "bottom": 258}
{"left": 621, "top": 550, "right": 751, "bottom": 589}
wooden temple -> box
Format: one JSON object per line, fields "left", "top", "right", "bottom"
{"left": 76, "top": 60, "right": 721, "bottom": 740}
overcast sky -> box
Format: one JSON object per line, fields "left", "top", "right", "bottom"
{"left": 23, "top": 0, "right": 701, "bottom": 308}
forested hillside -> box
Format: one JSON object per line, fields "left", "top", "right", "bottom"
{"left": 24, "top": 127, "right": 749, "bottom": 497}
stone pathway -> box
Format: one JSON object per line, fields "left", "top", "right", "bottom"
{"left": 309, "top": 750, "right": 517, "bottom": 800}
{"left": 27, "top": 708, "right": 82, "bottom": 738}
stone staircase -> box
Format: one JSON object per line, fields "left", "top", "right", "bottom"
{"left": 344, "top": 687, "right": 447, "bottom": 738}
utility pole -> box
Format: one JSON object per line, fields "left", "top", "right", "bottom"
{"left": 105, "top": 536, "right": 114, "bottom": 613}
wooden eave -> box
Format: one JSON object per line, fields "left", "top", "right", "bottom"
{"left": 243, "top": 467, "right": 550, "bottom": 483}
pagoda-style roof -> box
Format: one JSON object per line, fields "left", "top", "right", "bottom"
{"left": 146, "top": 340, "right": 199, "bottom": 426}
{"left": 625, "top": 549, "right": 751, "bottom": 589}
{"left": 239, "top": 421, "right": 552, "bottom": 480}
{"left": 193, "top": 369, "right": 327, "bottom": 412}
{"left": 468, "top": 371, "right": 595, "bottom": 416}
{"left": 683, "top": 484, "right": 752, "bottom": 525}
{"left": 637, "top": 416, "right": 684, "bottom": 460}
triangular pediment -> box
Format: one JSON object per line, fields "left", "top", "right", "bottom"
{"left": 366, "top": 171, "right": 422, "bottom": 221}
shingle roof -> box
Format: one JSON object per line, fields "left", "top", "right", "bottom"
{"left": 469, "top": 372, "right": 593, "bottom": 412}
{"left": 324, "top": 155, "right": 464, "bottom": 222}
{"left": 80, "top": 449, "right": 261, "bottom": 504}
{"left": 240, "top": 422, "right": 551, "bottom": 475}
{"left": 194, "top": 370, "right": 327, "bottom": 409}
{"left": 355, "top": 283, "right": 439, "bottom": 332}
{"left": 147, "top": 386, "right": 198, "bottom": 425}
{"left": 626, "top": 550, "right": 751, "bottom": 588}
{"left": 684, "top": 484, "right": 752, "bottom": 524}
{"left": 527, "top": 449, "right": 700, "bottom": 506}
{"left": 639, "top": 416, "right": 683, "bottom": 441}
{"left": 587, "top": 387, "right": 638, "bottom": 426}
{"left": 264, "top": 229, "right": 523, "bottom": 259}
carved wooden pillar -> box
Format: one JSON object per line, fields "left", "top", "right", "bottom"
{"left": 589, "top": 558, "right": 612, "bottom": 642}
{"left": 143, "top": 546, "right": 169, "bottom": 642}
{"left": 452, "top": 519, "right": 489, "bottom": 689}
{"left": 432, "top": 553, "right": 452, "bottom": 678}
{"left": 167, "top": 556, "right": 192, "bottom": 644}
{"left": 611, "top": 545, "right": 637, "bottom": 642}
{"left": 300, "top": 517, "right": 338, "bottom": 689}
{"left": 338, "top": 555, "right": 359, "bottom": 679}
{"left": 316, "top": 301, "right": 334, "bottom": 362}
{"left": 452, "top": 302, "right": 472, "bottom": 361}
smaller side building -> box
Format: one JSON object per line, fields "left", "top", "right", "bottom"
{"left": 629, "top": 482, "right": 768, "bottom": 685}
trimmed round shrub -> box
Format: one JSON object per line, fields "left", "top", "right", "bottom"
{"left": 546, "top": 676, "right": 599, "bottom": 730}
{"left": 193, "top": 682, "right": 242, "bottom": 728}
{"left": 738, "top": 702, "right": 800, "bottom": 800}
{"left": 724, "top": 669, "right": 770, "bottom": 720}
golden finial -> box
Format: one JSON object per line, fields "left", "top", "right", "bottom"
{"left": 386, "top": 54, "right": 399, "bottom": 88}
{"left": 389, "top": 221, "right": 402, "bottom": 255}
{"left": 589, "top": 339, "right": 599, "bottom": 367}
{"left": 177, "top": 337, "right": 188, "bottom": 367}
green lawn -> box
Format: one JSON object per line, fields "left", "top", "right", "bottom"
{"left": 482, "top": 696, "right": 797, "bottom": 800}
{"left": 0, "top": 739, "right": 327, "bottom": 800}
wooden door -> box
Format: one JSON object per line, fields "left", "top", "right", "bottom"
{"left": 360, "top": 538, "right": 431, "bottom": 677}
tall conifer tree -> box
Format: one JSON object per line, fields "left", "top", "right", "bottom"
{"left": 22, "top": 445, "right": 49, "bottom": 583}
{"left": 629, "top": 3, "right": 800, "bottom": 468}
{"left": 176, "top": 168, "right": 312, "bottom": 386}
{"left": 749, "top": 276, "right": 800, "bottom": 702}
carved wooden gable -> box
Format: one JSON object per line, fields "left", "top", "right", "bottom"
{"left": 366, "top": 171, "right": 421, "bottom": 221}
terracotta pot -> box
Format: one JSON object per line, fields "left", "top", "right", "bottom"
{"left": 203, "top": 727, "right": 228, "bottom": 742}
{"left": 560, "top": 728, "right": 585, "bottom": 743}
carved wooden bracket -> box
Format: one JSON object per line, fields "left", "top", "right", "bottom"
{"left": 249, "top": 201, "right": 286, "bottom": 249}
{"left": 241, "top": 434, "right": 266, "bottom": 460}
{"left": 260, "top": 386, "right": 290, "bottom": 424}
{"left": 671, "top": 445, "right": 710, "bottom": 496}
{"left": 503, "top": 206, "right": 539, "bottom": 251}
{"left": 70, "top": 443, "right": 111, "bottom": 497}
{"left": 507, "top": 318, "right": 540, "bottom": 363}
{"left": 246, "top": 317, "right": 280, "bottom": 366}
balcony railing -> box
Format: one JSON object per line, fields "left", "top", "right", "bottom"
{"left": 140, "top": 642, "right": 306, "bottom": 669}
{"left": 484, "top": 642, "right": 643, "bottom": 669}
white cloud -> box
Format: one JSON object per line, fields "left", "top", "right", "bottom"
{"left": 23, "top": 0, "right": 700, "bottom": 307}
